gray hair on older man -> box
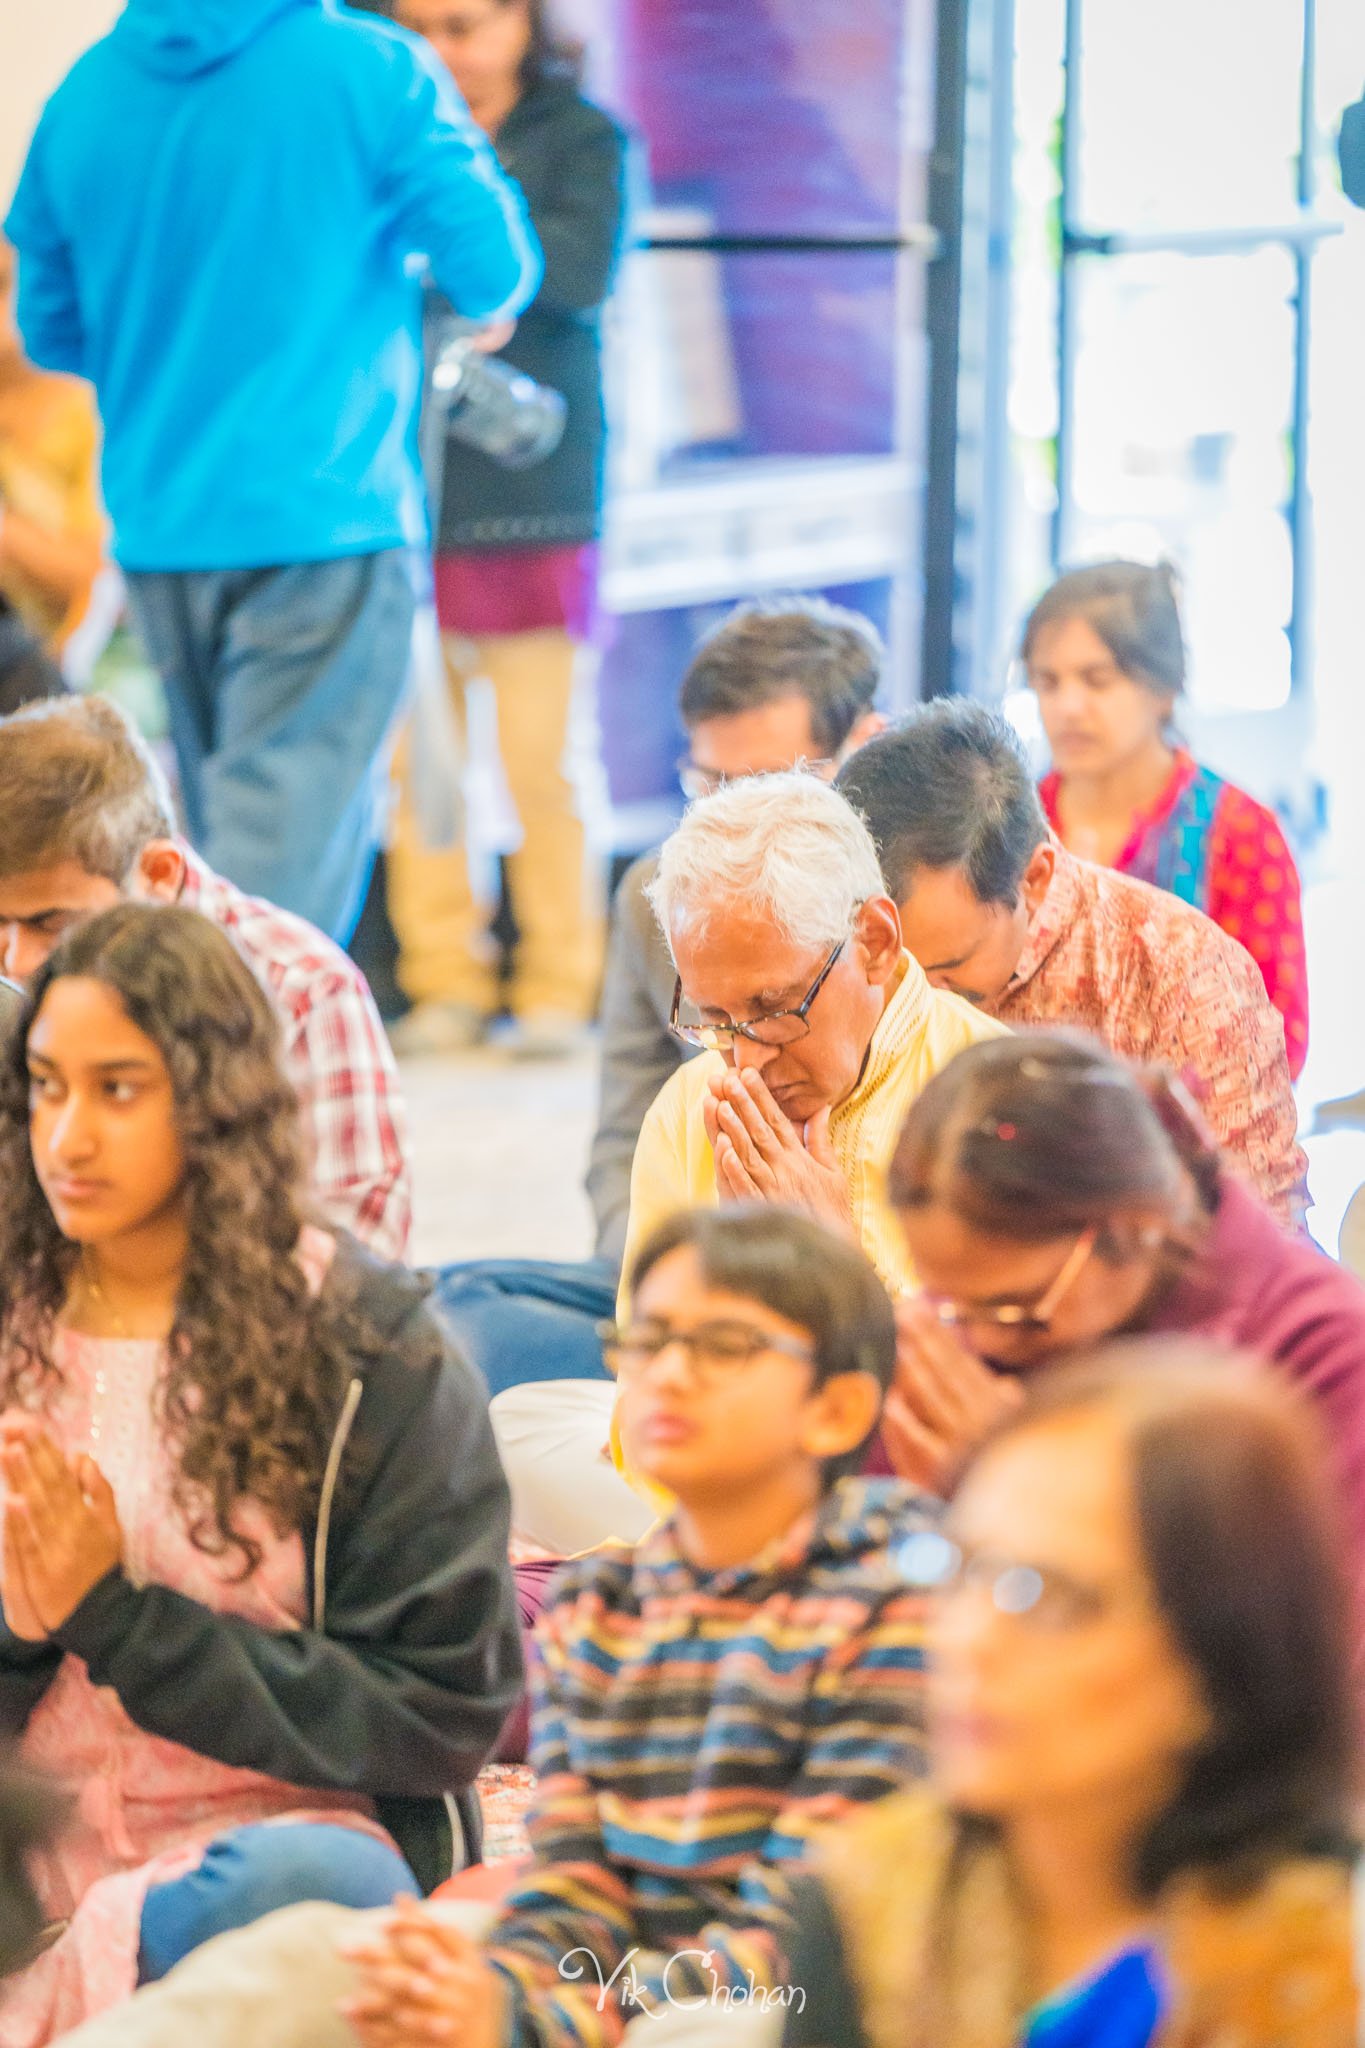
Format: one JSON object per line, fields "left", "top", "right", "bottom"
{"left": 647, "top": 770, "right": 886, "bottom": 958}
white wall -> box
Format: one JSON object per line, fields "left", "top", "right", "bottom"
{"left": 0, "top": 0, "right": 120, "bottom": 203}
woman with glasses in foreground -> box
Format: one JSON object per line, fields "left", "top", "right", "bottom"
{"left": 874, "top": 1033, "right": 1365, "bottom": 1582}
{"left": 783, "top": 1345, "right": 1360, "bottom": 2048}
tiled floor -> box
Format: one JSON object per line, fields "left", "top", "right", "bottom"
{"left": 402, "top": 1041, "right": 598, "bottom": 1270}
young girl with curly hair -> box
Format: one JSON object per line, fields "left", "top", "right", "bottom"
{"left": 0, "top": 903, "right": 522, "bottom": 2045}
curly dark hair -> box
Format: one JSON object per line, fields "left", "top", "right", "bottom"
{"left": 0, "top": 903, "right": 356, "bottom": 1574}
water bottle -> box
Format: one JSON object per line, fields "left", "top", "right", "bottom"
{"left": 430, "top": 336, "right": 568, "bottom": 471}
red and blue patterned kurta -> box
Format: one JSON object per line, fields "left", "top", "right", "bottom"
{"left": 1040, "top": 750, "right": 1309, "bottom": 1079}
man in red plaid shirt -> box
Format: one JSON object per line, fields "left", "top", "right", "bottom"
{"left": 0, "top": 695, "right": 410, "bottom": 1258}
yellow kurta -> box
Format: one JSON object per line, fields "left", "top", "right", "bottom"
{"left": 611, "top": 952, "right": 1008, "bottom": 1494}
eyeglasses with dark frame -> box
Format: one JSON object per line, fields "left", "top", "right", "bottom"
{"left": 924, "top": 1227, "right": 1099, "bottom": 1334}
{"left": 598, "top": 1317, "right": 817, "bottom": 1389}
{"left": 669, "top": 937, "right": 848, "bottom": 1052}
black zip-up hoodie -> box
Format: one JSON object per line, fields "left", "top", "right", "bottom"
{"left": 0, "top": 1243, "right": 524, "bottom": 1891}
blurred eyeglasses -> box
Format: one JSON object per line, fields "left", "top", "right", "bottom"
{"left": 896, "top": 1530, "right": 1130, "bottom": 1631}
{"left": 677, "top": 756, "right": 839, "bottom": 803}
{"left": 923, "top": 1228, "right": 1098, "bottom": 1334}
{"left": 599, "top": 1316, "right": 816, "bottom": 1388}
{"left": 669, "top": 937, "right": 846, "bottom": 1051}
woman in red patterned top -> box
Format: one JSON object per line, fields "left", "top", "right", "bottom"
{"left": 1023, "top": 560, "right": 1308, "bottom": 1079}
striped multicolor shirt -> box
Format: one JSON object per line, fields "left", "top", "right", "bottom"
{"left": 485, "top": 1476, "right": 935, "bottom": 2048}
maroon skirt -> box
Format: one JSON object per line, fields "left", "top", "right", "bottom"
{"left": 433, "top": 543, "right": 601, "bottom": 642}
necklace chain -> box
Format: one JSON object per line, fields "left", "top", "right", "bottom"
{"left": 79, "top": 1255, "right": 133, "bottom": 1341}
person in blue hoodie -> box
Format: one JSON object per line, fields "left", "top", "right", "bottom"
{"left": 3, "top": 0, "right": 542, "bottom": 944}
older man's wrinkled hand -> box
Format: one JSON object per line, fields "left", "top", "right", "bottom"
{"left": 704, "top": 1068, "right": 854, "bottom": 1235}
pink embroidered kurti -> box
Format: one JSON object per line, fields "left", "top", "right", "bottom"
{"left": 1040, "top": 751, "right": 1309, "bottom": 1079}
{"left": 0, "top": 1293, "right": 389, "bottom": 2045}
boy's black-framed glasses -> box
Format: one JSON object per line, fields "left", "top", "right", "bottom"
{"left": 598, "top": 1317, "right": 817, "bottom": 1387}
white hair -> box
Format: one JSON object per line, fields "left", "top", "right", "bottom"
{"left": 647, "top": 771, "right": 885, "bottom": 955}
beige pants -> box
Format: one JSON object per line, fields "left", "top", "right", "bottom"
{"left": 58, "top": 1900, "right": 783, "bottom": 2048}
{"left": 387, "top": 628, "right": 605, "bottom": 1020}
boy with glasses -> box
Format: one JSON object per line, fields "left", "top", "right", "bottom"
{"left": 341, "top": 1204, "right": 934, "bottom": 2048}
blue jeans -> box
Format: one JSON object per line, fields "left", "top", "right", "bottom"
{"left": 138, "top": 1823, "right": 419, "bottom": 1984}
{"left": 430, "top": 1257, "right": 616, "bottom": 1397}
{"left": 126, "top": 550, "right": 418, "bottom": 943}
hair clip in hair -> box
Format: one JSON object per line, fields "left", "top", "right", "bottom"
{"left": 970, "top": 1116, "right": 1021, "bottom": 1142}
{"left": 1015, "top": 1054, "right": 1130, "bottom": 1089}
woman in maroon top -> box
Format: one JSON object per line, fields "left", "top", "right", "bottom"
{"left": 877, "top": 1034, "right": 1365, "bottom": 1583}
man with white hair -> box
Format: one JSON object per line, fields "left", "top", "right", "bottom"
{"left": 624, "top": 771, "right": 1008, "bottom": 1281}
{"left": 491, "top": 772, "right": 1007, "bottom": 1552}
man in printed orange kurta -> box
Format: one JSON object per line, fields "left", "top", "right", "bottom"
{"left": 838, "top": 703, "right": 1308, "bottom": 1230}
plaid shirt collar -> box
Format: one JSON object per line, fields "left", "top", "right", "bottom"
{"left": 158, "top": 841, "right": 412, "bottom": 1260}
{"left": 174, "top": 840, "right": 212, "bottom": 910}
{"left": 174, "top": 843, "right": 253, "bottom": 933}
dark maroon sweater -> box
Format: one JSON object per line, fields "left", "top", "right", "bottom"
{"left": 1147, "top": 1174, "right": 1365, "bottom": 1566}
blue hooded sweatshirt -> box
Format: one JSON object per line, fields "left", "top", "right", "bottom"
{"left": 4, "top": 0, "right": 541, "bottom": 571}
